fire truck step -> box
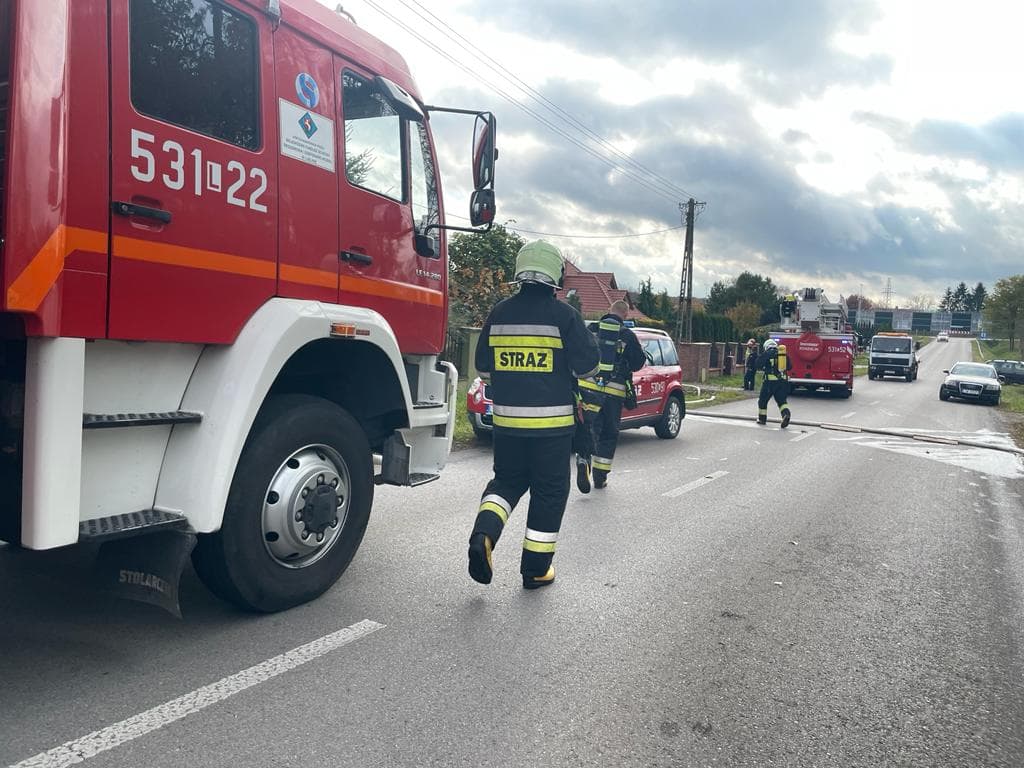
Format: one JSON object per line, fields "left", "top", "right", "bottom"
{"left": 82, "top": 411, "right": 203, "bottom": 429}
{"left": 79, "top": 510, "right": 190, "bottom": 542}
{"left": 412, "top": 401, "right": 445, "bottom": 409}
{"left": 409, "top": 472, "right": 440, "bottom": 486}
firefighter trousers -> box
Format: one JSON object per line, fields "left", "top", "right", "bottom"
{"left": 757, "top": 379, "right": 791, "bottom": 423}
{"left": 470, "top": 432, "right": 573, "bottom": 577}
{"left": 591, "top": 395, "right": 624, "bottom": 478}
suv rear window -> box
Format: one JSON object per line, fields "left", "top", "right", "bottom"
{"left": 643, "top": 338, "right": 664, "bottom": 366}
{"left": 659, "top": 339, "right": 678, "bottom": 365}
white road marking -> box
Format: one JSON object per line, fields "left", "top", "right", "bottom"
{"left": 790, "top": 431, "right": 814, "bottom": 443}
{"left": 10, "top": 619, "right": 385, "bottom": 768}
{"left": 841, "top": 411, "right": 856, "bottom": 419}
{"left": 663, "top": 470, "right": 729, "bottom": 498}
{"left": 869, "top": 400, "right": 880, "bottom": 406}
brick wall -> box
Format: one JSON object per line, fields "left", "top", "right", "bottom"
{"left": 676, "top": 342, "right": 712, "bottom": 382}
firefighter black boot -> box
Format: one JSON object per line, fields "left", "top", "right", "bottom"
{"left": 576, "top": 456, "right": 591, "bottom": 494}
{"left": 593, "top": 470, "right": 607, "bottom": 489}
{"left": 523, "top": 565, "right": 556, "bottom": 590}
{"left": 780, "top": 410, "right": 791, "bottom": 429}
{"left": 468, "top": 533, "right": 494, "bottom": 585}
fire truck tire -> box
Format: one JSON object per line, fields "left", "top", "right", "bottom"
{"left": 654, "top": 395, "right": 684, "bottom": 439}
{"left": 192, "top": 394, "right": 373, "bottom": 613}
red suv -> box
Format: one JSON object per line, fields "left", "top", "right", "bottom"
{"left": 467, "top": 327, "right": 686, "bottom": 440}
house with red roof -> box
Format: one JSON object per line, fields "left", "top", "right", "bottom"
{"left": 556, "top": 261, "right": 651, "bottom": 321}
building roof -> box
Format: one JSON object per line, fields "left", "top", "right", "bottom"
{"left": 557, "top": 261, "right": 650, "bottom": 321}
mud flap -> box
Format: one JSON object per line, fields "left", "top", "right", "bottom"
{"left": 94, "top": 530, "right": 197, "bottom": 617}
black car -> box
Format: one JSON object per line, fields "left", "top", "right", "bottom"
{"left": 985, "top": 359, "right": 1024, "bottom": 385}
{"left": 939, "top": 362, "right": 1003, "bottom": 405}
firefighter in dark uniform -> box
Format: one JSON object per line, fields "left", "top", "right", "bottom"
{"left": 756, "top": 338, "right": 792, "bottom": 428}
{"left": 575, "top": 300, "right": 645, "bottom": 491}
{"left": 467, "top": 241, "right": 599, "bottom": 590}
{"left": 743, "top": 338, "right": 758, "bottom": 391}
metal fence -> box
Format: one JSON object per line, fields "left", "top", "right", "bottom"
{"left": 442, "top": 328, "right": 467, "bottom": 372}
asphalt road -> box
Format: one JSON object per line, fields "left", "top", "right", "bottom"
{"left": 3, "top": 338, "right": 1023, "bottom": 768}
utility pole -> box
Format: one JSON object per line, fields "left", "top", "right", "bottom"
{"left": 857, "top": 283, "right": 862, "bottom": 326}
{"left": 675, "top": 198, "right": 705, "bottom": 342}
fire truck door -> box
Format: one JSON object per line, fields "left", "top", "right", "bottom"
{"left": 274, "top": 30, "right": 338, "bottom": 303}
{"left": 336, "top": 62, "right": 445, "bottom": 353}
{"left": 108, "top": 0, "right": 278, "bottom": 344}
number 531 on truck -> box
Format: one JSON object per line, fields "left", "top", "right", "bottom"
{"left": 0, "top": 0, "right": 497, "bottom": 613}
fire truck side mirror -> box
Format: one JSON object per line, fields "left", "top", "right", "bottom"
{"left": 469, "top": 189, "right": 496, "bottom": 227}
{"left": 472, "top": 113, "right": 497, "bottom": 190}
{"left": 414, "top": 233, "right": 437, "bottom": 258}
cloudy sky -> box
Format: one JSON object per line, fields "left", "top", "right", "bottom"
{"left": 322, "top": 0, "right": 1023, "bottom": 308}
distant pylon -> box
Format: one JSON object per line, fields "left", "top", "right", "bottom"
{"left": 882, "top": 278, "right": 893, "bottom": 308}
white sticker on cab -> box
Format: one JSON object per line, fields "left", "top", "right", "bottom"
{"left": 279, "top": 98, "right": 336, "bottom": 173}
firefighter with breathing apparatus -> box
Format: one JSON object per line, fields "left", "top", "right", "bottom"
{"left": 756, "top": 338, "right": 792, "bottom": 428}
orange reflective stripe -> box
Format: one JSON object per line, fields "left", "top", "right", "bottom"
{"left": 114, "top": 235, "right": 276, "bottom": 280}
{"left": 7, "top": 226, "right": 443, "bottom": 312}
{"left": 343, "top": 274, "right": 443, "bottom": 307}
{"left": 6, "top": 226, "right": 109, "bottom": 311}
{"left": 280, "top": 263, "right": 336, "bottom": 289}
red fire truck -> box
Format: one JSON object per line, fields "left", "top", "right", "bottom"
{"left": 772, "top": 288, "right": 855, "bottom": 398}
{"left": 0, "top": 0, "right": 497, "bottom": 612}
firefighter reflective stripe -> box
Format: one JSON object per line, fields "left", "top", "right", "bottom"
{"left": 579, "top": 378, "right": 627, "bottom": 396}
{"left": 598, "top": 321, "right": 620, "bottom": 333}
{"left": 582, "top": 401, "right": 602, "bottom": 413}
{"left": 491, "top": 404, "right": 575, "bottom": 429}
{"left": 479, "top": 494, "right": 511, "bottom": 524}
{"left": 491, "top": 323, "right": 561, "bottom": 337}
{"left": 489, "top": 324, "right": 563, "bottom": 349}
{"left": 523, "top": 528, "right": 557, "bottom": 553}
{"left": 489, "top": 335, "right": 564, "bottom": 349}
{"left": 592, "top": 455, "right": 612, "bottom": 471}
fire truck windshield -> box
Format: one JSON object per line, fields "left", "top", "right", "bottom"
{"left": 872, "top": 337, "right": 911, "bottom": 353}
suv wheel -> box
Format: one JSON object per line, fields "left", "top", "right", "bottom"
{"left": 655, "top": 395, "right": 684, "bottom": 439}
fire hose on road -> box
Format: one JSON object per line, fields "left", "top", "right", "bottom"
{"left": 687, "top": 409, "right": 1024, "bottom": 456}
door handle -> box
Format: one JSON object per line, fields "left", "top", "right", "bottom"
{"left": 340, "top": 250, "right": 373, "bottom": 266}
{"left": 111, "top": 201, "right": 172, "bottom": 224}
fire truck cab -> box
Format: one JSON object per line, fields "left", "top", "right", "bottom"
{"left": 0, "top": 0, "right": 496, "bottom": 612}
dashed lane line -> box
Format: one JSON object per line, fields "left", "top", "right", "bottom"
{"left": 9, "top": 619, "right": 385, "bottom": 768}
{"left": 840, "top": 411, "right": 856, "bottom": 419}
{"left": 790, "top": 431, "right": 814, "bottom": 443}
{"left": 663, "top": 470, "right": 729, "bottom": 498}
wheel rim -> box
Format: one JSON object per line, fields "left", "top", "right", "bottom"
{"left": 666, "top": 399, "right": 682, "bottom": 434}
{"left": 261, "top": 443, "right": 351, "bottom": 569}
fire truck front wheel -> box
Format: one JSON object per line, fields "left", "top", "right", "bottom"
{"left": 192, "top": 394, "right": 373, "bottom": 613}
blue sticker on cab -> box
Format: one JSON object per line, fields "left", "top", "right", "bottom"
{"left": 296, "top": 73, "right": 320, "bottom": 109}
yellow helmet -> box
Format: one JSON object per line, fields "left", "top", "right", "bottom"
{"left": 513, "top": 240, "right": 564, "bottom": 288}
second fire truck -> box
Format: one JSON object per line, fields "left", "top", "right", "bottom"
{"left": 772, "top": 289, "right": 856, "bottom": 398}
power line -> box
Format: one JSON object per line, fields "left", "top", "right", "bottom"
{"left": 444, "top": 212, "right": 683, "bottom": 239}
{"left": 361, "top": 0, "right": 685, "bottom": 205}
{"left": 508, "top": 225, "right": 684, "bottom": 240}
{"left": 394, "top": 0, "right": 698, "bottom": 202}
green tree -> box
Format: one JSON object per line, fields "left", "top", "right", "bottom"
{"left": 566, "top": 290, "right": 582, "bottom": 314}
{"left": 970, "top": 282, "right": 988, "bottom": 312}
{"left": 636, "top": 278, "right": 657, "bottom": 317}
{"left": 951, "top": 282, "right": 970, "bottom": 311}
{"left": 704, "top": 271, "right": 779, "bottom": 324}
{"left": 725, "top": 301, "right": 762, "bottom": 333}
{"left": 845, "top": 294, "right": 874, "bottom": 310}
{"left": 939, "top": 286, "right": 953, "bottom": 311}
{"left": 653, "top": 290, "right": 678, "bottom": 328}
{"left": 984, "top": 275, "right": 1024, "bottom": 351}
{"left": 448, "top": 224, "right": 524, "bottom": 326}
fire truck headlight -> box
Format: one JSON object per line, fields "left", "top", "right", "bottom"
{"left": 473, "top": 389, "right": 484, "bottom": 404}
